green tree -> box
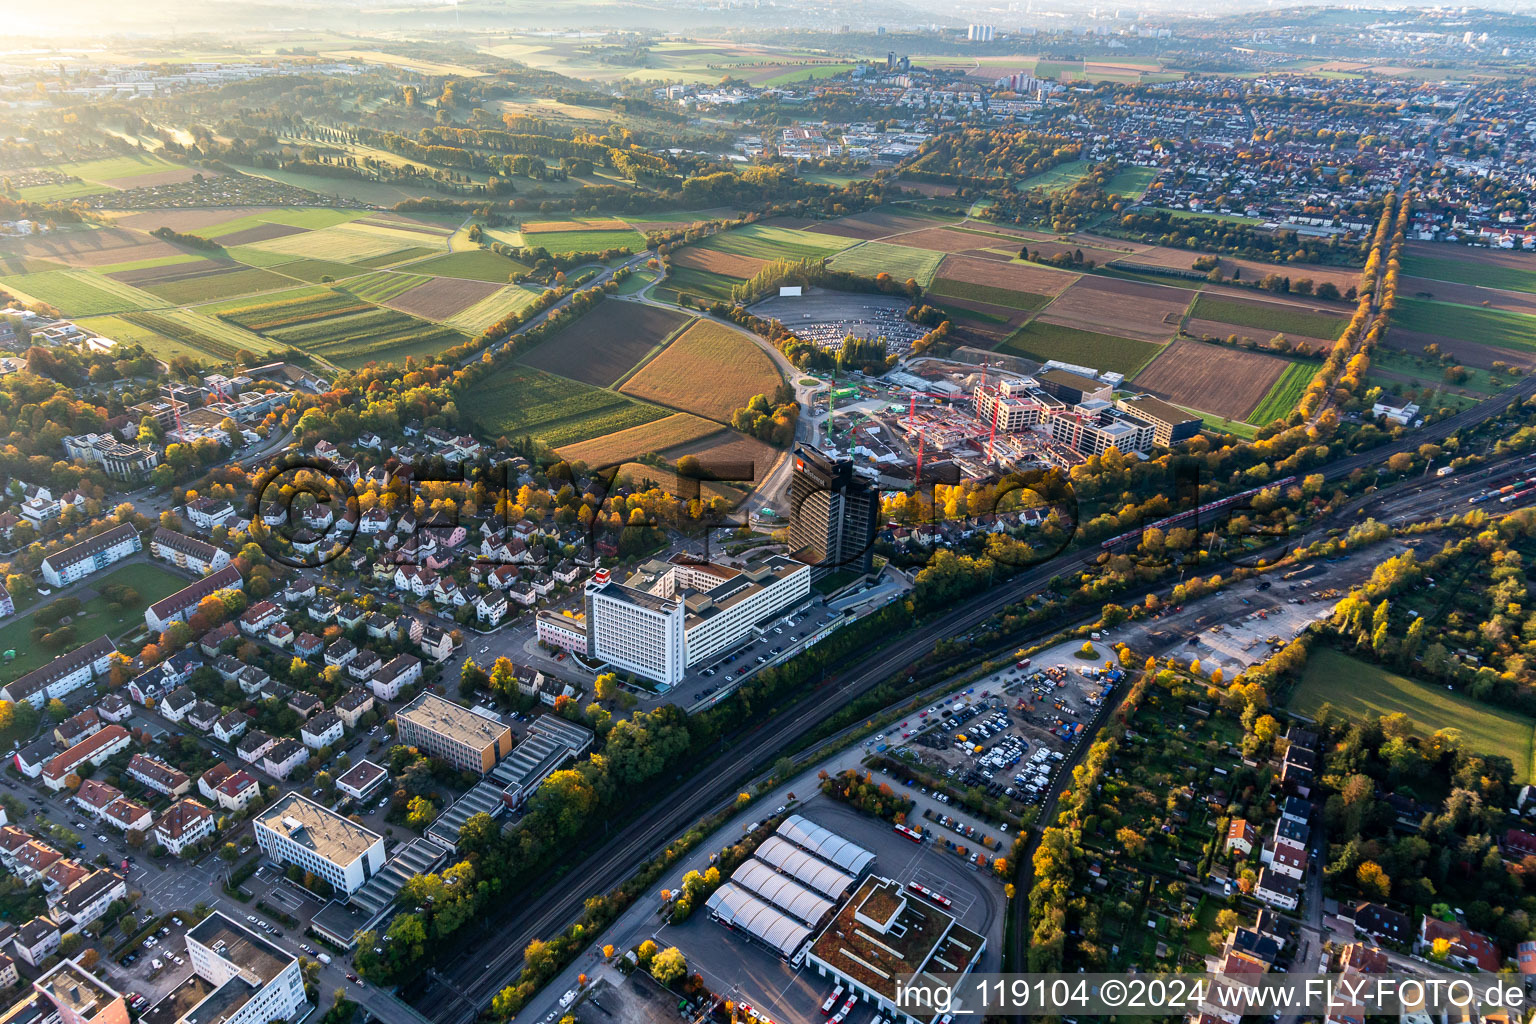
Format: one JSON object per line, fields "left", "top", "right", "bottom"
{"left": 46, "top": 698, "right": 68, "bottom": 723}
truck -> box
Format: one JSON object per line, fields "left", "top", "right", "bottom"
{"left": 317, "top": 953, "right": 332, "bottom": 965}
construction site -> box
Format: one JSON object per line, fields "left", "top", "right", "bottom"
{"left": 811, "top": 354, "right": 1204, "bottom": 488}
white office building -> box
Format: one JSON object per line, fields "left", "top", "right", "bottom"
{"left": 583, "top": 555, "right": 811, "bottom": 687}
{"left": 179, "top": 912, "right": 307, "bottom": 1024}
{"left": 253, "top": 793, "right": 385, "bottom": 895}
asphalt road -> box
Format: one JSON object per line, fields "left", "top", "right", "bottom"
{"left": 408, "top": 371, "right": 1536, "bottom": 1022}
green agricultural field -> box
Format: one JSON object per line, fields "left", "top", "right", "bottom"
{"left": 1396, "top": 297, "right": 1536, "bottom": 353}
{"left": 266, "top": 307, "right": 466, "bottom": 369}
{"left": 202, "top": 208, "right": 371, "bottom": 237}
{"left": 523, "top": 229, "right": 647, "bottom": 254}
{"left": 53, "top": 154, "right": 181, "bottom": 182}
{"left": 1290, "top": 648, "right": 1536, "bottom": 782}
{"left": 357, "top": 246, "right": 439, "bottom": 268}
{"left": 1177, "top": 404, "right": 1258, "bottom": 440}
{"left": 223, "top": 246, "right": 301, "bottom": 268}
{"left": 1401, "top": 252, "right": 1536, "bottom": 295}
{"left": 0, "top": 562, "right": 187, "bottom": 687}
{"left": 17, "top": 179, "right": 114, "bottom": 202}
{"left": 448, "top": 285, "right": 543, "bottom": 332}
{"left": 825, "top": 241, "right": 944, "bottom": 286}
{"left": 1105, "top": 166, "right": 1157, "bottom": 199}
{"left": 273, "top": 259, "right": 369, "bottom": 284}
{"left": 700, "top": 223, "right": 855, "bottom": 262}
{"left": 0, "top": 255, "right": 68, "bottom": 275}
{"left": 3, "top": 270, "right": 160, "bottom": 316}
{"left": 928, "top": 278, "right": 1050, "bottom": 310}
{"left": 345, "top": 271, "right": 432, "bottom": 304}
{"left": 141, "top": 266, "right": 296, "bottom": 305}
{"left": 1016, "top": 159, "right": 1092, "bottom": 192}
{"left": 656, "top": 265, "right": 742, "bottom": 305}
{"left": 90, "top": 253, "right": 203, "bottom": 275}
{"left": 460, "top": 364, "right": 669, "bottom": 447}
{"left": 122, "top": 310, "right": 281, "bottom": 362}
{"left": 997, "top": 320, "right": 1162, "bottom": 375}
{"left": 757, "top": 63, "right": 857, "bottom": 87}
{"left": 1246, "top": 361, "right": 1314, "bottom": 424}
{"left": 1190, "top": 294, "right": 1347, "bottom": 340}
{"left": 409, "top": 249, "right": 530, "bottom": 283}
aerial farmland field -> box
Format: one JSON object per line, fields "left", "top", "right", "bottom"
{"left": 825, "top": 241, "right": 944, "bottom": 285}
{"left": 997, "top": 320, "right": 1161, "bottom": 375}
{"left": 520, "top": 302, "right": 692, "bottom": 387}
{"left": 460, "top": 364, "right": 669, "bottom": 447}
{"left": 619, "top": 319, "right": 784, "bottom": 422}
{"left": 1131, "top": 339, "right": 1292, "bottom": 422}
{"left": 1188, "top": 293, "right": 1347, "bottom": 340}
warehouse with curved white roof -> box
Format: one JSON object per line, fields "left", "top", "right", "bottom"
{"left": 777, "top": 814, "right": 876, "bottom": 875}
{"left": 732, "top": 858, "right": 834, "bottom": 925}
{"left": 753, "top": 836, "right": 856, "bottom": 899}
{"left": 704, "top": 883, "right": 810, "bottom": 958}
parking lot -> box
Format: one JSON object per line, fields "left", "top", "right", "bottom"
{"left": 748, "top": 291, "right": 928, "bottom": 355}
{"left": 879, "top": 637, "right": 1121, "bottom": 814}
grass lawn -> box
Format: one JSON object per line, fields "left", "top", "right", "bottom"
{"left": 1190, "top": 293, "right": 1346, "bottom": 340}
{"left": 1371, "top": 348, "right": 1506, "bottom": 395}
{"left": 1396, "top": 297, "right": 1536, "bottom": 354}
{"left": 1401, "top": 252, "right": 1536, "bottom": 295}
{"left": 1174, "top": 402, "right": 1258, "bottom": 440}
{"left": 825, "top": 241, "right": 945, "bottom": 285}
{"left": 408, "top": 249, "right": 530, "bottom": 283}
{"left": 614, "top": 270, "right": 656, "bottom": 295}
{"left": 1105, "top": 166, "right": 1157, "bottom": 199}
{"left": 0, "top": 561, "right": 188, "bottom": 687}
{"left": 1247, "top": 361, "right": 1313, "bottom": 424}
{"left": 1290, "top": 648, "right": 1536, "bottom": 782}
{"left": 1016, "top": 159, "right": 1092, "bottom": 193}
{"left": 997, "top": 320, "right": 1162, "bottom": 375}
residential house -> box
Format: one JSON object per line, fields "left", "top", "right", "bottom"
{"left": 102, "top": 796, "right": 153, "bottom": 833}
{"left": 150, "top": 528, "right": 232, "bottom": 574}
{"left": 145, "top": 565, "right": 243, "bottom": 632}
{"left": 1225, "top": 819, "right": 1256, "bottom": 856}
{"left": 213, "top": 711, "right": 248, "bottom": 743}
{"left": 1351, "top": 902, "right": 1411, "bottom": 943}
{"left": 237, "top": 729, "right": 275, "bottom": 764}
{"left": 0, "top": 635, "right": 117, "bottom": 708}
{"left": 477, "top": 590, "right": 508, "bottom": 627}
{"left": 185, "top": 497, "right": 235, "bottom": 530}
{"left": 261, "top": 739, "right": 306, "bottom": 780}
{"left": 40, "top": 523, "right": 142, "bottom": 588}
{"left": 13, "top": 917, "right": 60, "bottom": 967}
{"left": 239, "top": 601, "right": 283, "bottom": 636}
{"left": 127, "top": 753, "right": 191, "bottom": 797}
{"left": 419, "top": 626, "right": 453, "bottom": 662}
{"left": 347, "top": 650, "right": 380, "bottom": 681}
{"left": 153, "top": 799, "right": 215, "bottom": 856}
{"left": 301, "top": 709, "right": 343, "bottom": 751}
{"left": 1254, "top": 868, "right": 1299, "bottom": 911}
{"left": 335, "top": 689, "right": 374, "bottom": 729}
{"left": 43, "top": 725, "right": 132, "bottom": 791}
{"left": 371, "top": 654, "right": 421, "bottom": 700}
{"left": 1418, "top": 916, "right": 1502, "bottom": 972}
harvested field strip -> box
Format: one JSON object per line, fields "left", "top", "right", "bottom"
{"left": 619, "top": 319, "right": 783, "bottom": 423}
{"left": 1189, "top": 293, "right": 1346, "bottom": 340}
{"left": 4, "top": 269, "right": 162, "bottom": 316}
{"left": 345, "top": 271, "right": 433, "bottom": 304}
{"left": 1396, "top": 297, "right": 1536, "bottom": 354}
{"left": 824, "top": 241, "right": 944, "bottom": 285}
{"left": 671, "top": 247, "right": 767, "bottom": 279}
{"left": 385, "top": 277, "right": 501, "bottom": 321}
{"left": 223, "top": 246, "right": 302, "bottom": 269}
{"left": 523, "top": 219, "right": 631, "bottom": 233}
{"left": 448, "top": 286, "right": 543, "bottom": 333}
{"left": 213, "top": 288, "right": 374, "bottom": 332}
{"left": 216, "top": 223, "right": 308, "bottom": 247}
{"left": 553, "top": 413, "right": 723, "bottom": 467}
{"left": 141, "top": 267, "right": 297, "bottom": 305}
{"left": 520, "top": 303, "right": 692, "bottom": 388}
{"left": 997, "top": 320, "right": 1161, "bottom": 376}
{"left": 928, "top": 277, "right": 1049, "bottom": 310}
{"left": 355, "top": 218, "right": 453, "bottom": 237}
{"left": 201, "top": 208, "right": 368, "bottom": 238}
{"left": 266, "top": 308, "right": 423, "bottom": 346}
{"left": 460, "top": 365, "right": 670, "bottom": 447}
{"left": 246, "top": 226, "right": 409, "bottom": 261}
{"left": 107, "top": 257, "right": 234, "bottom": 286}
{"left": 934, "top": 254, "right": 1078, "bottom": 296}
{"left": 1247, "top": 362, "right": 1314, "bottom": 424}
{"left": 1129, "top": 338, "right": 1288, "bottom": 422}
{"left": 90, "top": 253, "right": 202, "bottom": 276}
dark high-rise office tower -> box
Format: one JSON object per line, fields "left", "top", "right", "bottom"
{"left": 788, "top": 446, "right": 877, "bottom": 578}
